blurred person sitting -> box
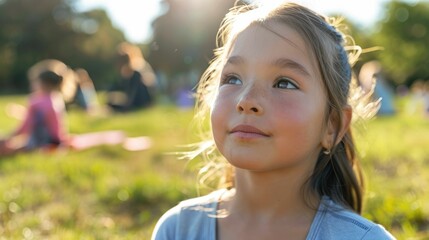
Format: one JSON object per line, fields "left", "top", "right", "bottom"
{"left": 407, "top": 80, "right": 428, "bottom": 116}
{"left": 358, "top": 61, "right": 395, "bottom": 115}
{"left": 70, "top": 68, "right": 100, "bottom": 114}
{"left": 0, "top": 61, "right": 71, "bottom": 156}
{"left": 107, "top": 42, "right": 156, "bottom": 112}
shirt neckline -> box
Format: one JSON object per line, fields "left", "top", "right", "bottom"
{"left": 211, "top": 190, "right": 330, "bottom": 240}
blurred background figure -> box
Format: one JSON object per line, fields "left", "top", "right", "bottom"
{"left": 28, "top": 59, "right": 77, "bottom": 105}
{"left": 107, "top": 42, "right": 156, "bottom": 112}
{"left": 407, "top": 80, "right": 429, "bottom": 117}
{"left": 424, "top": 81, "right": 429, "bottom": 117}
{"left": 174, "top": 73, "right": 195, "bottom": 109}
{"left": 359, "top": 60, "right": 396, "bottom": 115}
{"left": 70, "top": 68, "right": 100, "bottom": 114}
{"left": 0, "top": 60, "right": 71, "bottom": 155}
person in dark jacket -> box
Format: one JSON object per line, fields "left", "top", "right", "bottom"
{"left": 107, "top": 42, "right": 156, "bottom": 112}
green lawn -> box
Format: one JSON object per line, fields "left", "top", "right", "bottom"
{"left": 0, "top": 95, "right": 428, "bottom": 239}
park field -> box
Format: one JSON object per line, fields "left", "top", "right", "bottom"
{"left": 0, "top": 94, "right": 428, "bottom": 239}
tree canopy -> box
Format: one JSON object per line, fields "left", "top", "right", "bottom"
{"left": 371, "top": 1, "right": 429, "bottom": 85}
{"left": 0, "top": 0, "right": 125, "bottom": 91}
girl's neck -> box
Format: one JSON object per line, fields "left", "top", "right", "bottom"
{"left": 224, "top": 168, "right": 319, "bottom": 218}
{"left": 217, "top": 169, "right": 320, "bottom": 240}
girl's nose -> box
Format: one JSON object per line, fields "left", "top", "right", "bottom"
{"left": 236, "top": 85, "right": 264, "bottom": 115}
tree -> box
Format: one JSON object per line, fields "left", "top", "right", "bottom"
{"left": 0, "top": 0, "right": 75, "bottom": 90}
{"left": 372, "top": 1, "right": 429, "bottom": 85}
{"left": 0, "top": 0, "right": 126, "bottom": 91}
{"left": 69, "top": 9, "right": 126, "bottom": 89}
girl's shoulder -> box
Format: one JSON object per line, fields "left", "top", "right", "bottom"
{"left": 151, "top": 190, "right": 223, "bottom": 240}
{"left": 308, "top": 196, "right": 396, "bottom": 240}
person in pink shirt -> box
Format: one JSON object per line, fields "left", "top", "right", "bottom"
{"left": 0, "top": 70, "right": 67, "bottom": 155}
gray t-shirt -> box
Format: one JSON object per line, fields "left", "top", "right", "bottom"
{"left": 152, "top": 189, "right": 395, "bottom": 240}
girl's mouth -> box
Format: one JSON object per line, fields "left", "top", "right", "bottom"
{"left": 230, "top": 124, "right": 270, "bottom": 138}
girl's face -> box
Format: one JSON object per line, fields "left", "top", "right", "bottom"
{"left": 211, "top": 22, "right": 330, "bottom": 173}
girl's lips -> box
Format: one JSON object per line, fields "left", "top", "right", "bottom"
{"left": 230, "top": 124, "right": 270, "bottom": 137}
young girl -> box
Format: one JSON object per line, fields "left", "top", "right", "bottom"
{"left": 0, "top": 69, "right": 68, "bottom": 155}
{"left": 152, "top": 2, "right": 394, "bottom": 239}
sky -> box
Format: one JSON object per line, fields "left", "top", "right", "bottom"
{"left": 76, "top": 0, "right": 421, "bottom": 43}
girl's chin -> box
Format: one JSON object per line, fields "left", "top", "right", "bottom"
{"left": 225, "top": 158, "right": 267, "bottom": 171}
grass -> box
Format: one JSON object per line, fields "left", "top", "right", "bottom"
{"left": 356, "top": 113, "right": 429, "bottom": 239}
{"left": 0, "top": 94, "right": 428, "bottom": 239}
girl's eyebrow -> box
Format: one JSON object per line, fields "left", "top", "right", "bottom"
{"left": 271, "top": 58, "right": 311, "bottom": 76}
{"left": 225, "top": 56, "right": 310, "bottom": 77}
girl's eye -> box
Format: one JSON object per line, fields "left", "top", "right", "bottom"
{"left": 222, "top": 75, "right": 242, "bottom": 85}
{"left": 273, "top": 77, "right": 299, "bottom": 89}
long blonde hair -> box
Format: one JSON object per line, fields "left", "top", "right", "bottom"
{"left": 190, "top": 2, "right": 380, "bottom": 214}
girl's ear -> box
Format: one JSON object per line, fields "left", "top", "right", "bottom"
{"left": 322, "top": 105, "right": 352, "bottom": 150}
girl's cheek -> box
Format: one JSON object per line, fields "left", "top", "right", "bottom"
{"left": 211, "top": 87, "right": 237, "bottom": 128}
{"left": 211, "top": 96, "right": 229, "bottom": 131}
{"left": 211, "top": 99, "right": 223, "bottom": 125}
{"left": 210, "top": 104, "right": 222, "bottom": 146}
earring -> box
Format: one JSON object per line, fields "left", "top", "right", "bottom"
{"left": 323, "top": 149, "right": 331, "bottom": 155}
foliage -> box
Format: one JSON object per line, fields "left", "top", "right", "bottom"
{"left": 370, "top": 1, "right": 429, "bottom": 85}
{"left": 0, "top": 0, "right": 126, "bottom": 91}
{"left": 0, "top": 94, "right": 428, "bottom": 239}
